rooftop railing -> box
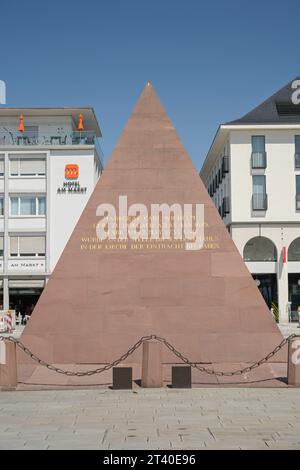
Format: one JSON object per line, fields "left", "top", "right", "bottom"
{"left": 0, "top": 129, "right": 104, "bottom": 167}
{"left": 0, "top": 129, "right": 98, "bottom": 146}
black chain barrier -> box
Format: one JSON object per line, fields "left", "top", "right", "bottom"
{"left": 0, "top": 333, "right": 298, "bottom": 378}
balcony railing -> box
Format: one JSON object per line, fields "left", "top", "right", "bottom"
{"left": 0, "top": 129, "right": 104, "bottom": 167}
{"left": 222, "top": 196, "right": 230, "bottom": 216}
{"left": 218, "top": 169, "right": 222, "bottom": 184}
{"left": 215, "top": 175, "right": 219, "bottom": 189}
{"left": 251, "top": 151, "right": 267, "bottom": 169}
{"left": 295, "top": 153, "right": 300, "bottom": 168}
{"left": 0, "top": 130, "right": 99, "bottom": 147}
{"left": 296, "top": 194, "right": 300, "bottom": 210}
{"left": 222, "top": 156, "right": 230, "bottom": 175}
{"left": 252, "top": 193, "right": 268, "bottom": 211}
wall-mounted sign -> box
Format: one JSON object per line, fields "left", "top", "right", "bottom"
{"left": 282, "top": 246, "right": 287, "bottom": 263}
{"left": 8, "top": 259, "right": 45, "bottom": 271}
{"left": 57, "top": 164, "right": 87, "bottom": 193}
{"left": 65, "top": 164, "right": 79, "bottom": 179}
{"left": 57, "top": 181, "right": 87, "bottom": 194}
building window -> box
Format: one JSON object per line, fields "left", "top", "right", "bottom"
{"left": 9, "top": 235, "right": 45, "bottom": 257}
{"left": 0, "top": 197, "right": 3, "bottom": 216}
{"left": 0, "top": 237, "right": 3, "bottom": 257}
{"left": 251, "top": 136, "right": 266, "bottom": 169}
{"left": 252, "top": 175, "right": 267, "bottom": 210}
{"left": 296, "top": 176, "right": 300, "bottom": 210}
{"left": 243, "top": 237, "right": 277, "bottom": 262}
{"left": 10, "top": 157, "right": 46, "bottom": 177}
{"left": 10, "top": 196, "right": 46, "bottom": 216}
{"left": 0, "top": 159, "right": 4, "bottom": 177}
{"left": 222, "top": 156, "right": 229, "bottom": 175}
{"left": 222, "top": 196, "right": 230, "bottom": 216}
{"left": 288, "top": 237, "right": 300, "bottom": 261}
{"left": 295, "top": 136, "right": 300, "bottom": 168}
{"left": 215, "top": 174, "right": 218, "bottom": 189}
{"left": 218, "top": 168, "right": 222, "bottom": 184}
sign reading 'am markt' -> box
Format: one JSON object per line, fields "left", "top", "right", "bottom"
{"left": 57, "top": 181, "right": 87, "bottom": 194}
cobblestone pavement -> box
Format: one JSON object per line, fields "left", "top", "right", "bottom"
{"left": 0, "top": 388, "right": 299, "bottom": 450}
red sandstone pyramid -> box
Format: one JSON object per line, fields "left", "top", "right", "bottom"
{"left": 19, "top": 83, "right": 283, "bottom": 368}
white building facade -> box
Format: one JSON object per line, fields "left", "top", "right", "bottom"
{"left": 201, "top": 78, "right": 300, "bottom": 323}
{"left": 0, "top": 107, "right": 102, "bottom": 314}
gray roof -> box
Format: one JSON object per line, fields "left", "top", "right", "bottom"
{"left": 226, "top": 76, "right": 300, "bottom": 124}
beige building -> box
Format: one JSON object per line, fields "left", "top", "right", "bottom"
{"left": 201, "top": 77, "right": 300, "bottom": 323}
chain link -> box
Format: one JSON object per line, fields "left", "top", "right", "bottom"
{"left": 0, "top": 333, "right": 298, "bottom": 378}
{"left": 154, "top": 334, "right": 298, "bottom": 377}
{"left": 0, "top": 334, "right": 153, "bottom": 377}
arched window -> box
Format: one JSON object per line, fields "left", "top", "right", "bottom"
{"left": 288, "top": 237, "right": 300, "bottom": 261}
{"left": 243, "top": 237, "right": 277, "bottom": 262}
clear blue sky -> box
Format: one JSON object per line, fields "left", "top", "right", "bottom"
{"left": 1, "top": 0, "right": 299, "bottom": 169}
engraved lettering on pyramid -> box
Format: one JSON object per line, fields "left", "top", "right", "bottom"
{"left": 19, "top": 82, "right": 283, "bottom": 370}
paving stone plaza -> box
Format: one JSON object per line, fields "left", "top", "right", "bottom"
{"left": 0, "top": 388, "right": 299, "bottom": 450}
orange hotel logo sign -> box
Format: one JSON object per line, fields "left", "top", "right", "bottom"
{"left": 65, "top": 164, "right": 79, "bottom": 179}
{"left": 57, "top": 164, "right": 87, "bottom": 194}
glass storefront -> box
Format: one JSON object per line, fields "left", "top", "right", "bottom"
{"left": 288, "top": 273, "right": 300, "bottom": 322}
{"left": 8, "top": 279, "right": 45, "bottom": 323}
{"left": 252, "top": 274, "right": 278, "bottom": 310}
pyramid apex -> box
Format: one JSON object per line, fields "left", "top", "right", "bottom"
{"left": 132, "top": 81, "right": 166, "bottom": 116}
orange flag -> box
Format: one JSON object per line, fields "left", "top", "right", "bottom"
{"left": 19, "top": 114, "right": 25, "bottom": 132}
{"left": 77, "top": 113, "right": 84, "bottom": 131}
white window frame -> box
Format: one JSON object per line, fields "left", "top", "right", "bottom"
{"left": 0, "top": 158, "right": 4, "bottom": 178}
{"left": 9, "top": 235, "right": 46, "bottom": 258}
{"left": 9, "top": 157, "right": 46, "bottom": 177}
{"left": 9, "top": 195, "right": 46, "bottom": 217}
{"left": 0, "top": 236, "right": 3, "bottom": 258}
{"left": 0, "top": 196, "right": 4, "bottom": 217}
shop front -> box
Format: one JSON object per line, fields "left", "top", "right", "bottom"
{"left": 288, "top": 273, "right": 300, "bottom": 322}
{"left": 8, "top": 279, "right": 45, "bottom": 323}
{"left": 252, "top": 273, "right": 278, "bottom": 311}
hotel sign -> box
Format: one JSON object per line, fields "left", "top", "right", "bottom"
{"left": 57, "top": 181, "right": 87, "bottom": 194}
{"left": 57, "top": 164, "right": 87, "bottom": 194}
{"left": 65, "top": 164, "right": 79, "bottom": 179}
